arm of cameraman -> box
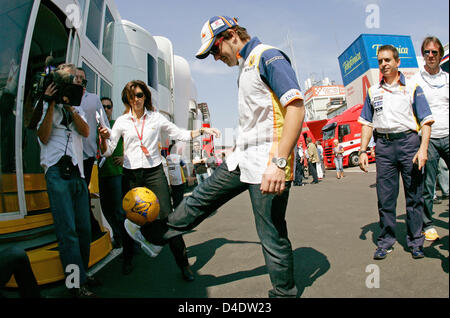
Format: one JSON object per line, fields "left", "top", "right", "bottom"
{"left": 64, "top": 105, "right": 89, "bottom": 138}
{"left": 37, "top": 83, "right": 57, "bottom": 145}
{"left": 37, "top": 101, "right": 55, "bottom": 145}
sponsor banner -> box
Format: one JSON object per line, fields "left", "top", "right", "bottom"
{"left": 304, "top": 85, "right": 345, "bottom": 101}
{"left": 339, "top": 34, "right": 418, "bottom": 86}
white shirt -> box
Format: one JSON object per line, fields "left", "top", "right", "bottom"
{"left": 103, "top": 109, "right": 191, "bottom": 169}
{"left": 412, "top": 68, "right": 449, "bottom": 138}
{"left": 37, "top": 102, "right": 86, "bottom": 177}
{"left": 359, "top": 73, "right": 434, "bottom": 133}
{"left": 226, "top": 40, "right": 303, "bottom": 184}
{"left": 166, "top": 153, "right": 185, "bottom": 186}
{"left": 79, "top": 91, "right": 110, "bottom": 159}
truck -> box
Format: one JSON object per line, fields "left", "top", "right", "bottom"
{"left": 297, "top": 119, "right": 328, "bottom": 149}
{"left": 321, "top": 104, "right": 375, "bottom": 169}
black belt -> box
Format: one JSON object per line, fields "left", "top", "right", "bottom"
{"left": 374, "top": 130, "right": 416, "bottom": 140}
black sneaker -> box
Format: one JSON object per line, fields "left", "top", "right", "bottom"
{"left": 373, "top": 247, "right": 393, "bottom": 260}
{"left": 70, "top": 285, "right": 98, "bottom": 298}
{"left": 181, "top": 266, "right": 195, "bottom": 282}
{"left": 411, "top": 246, "right": 424, "bottom": 259}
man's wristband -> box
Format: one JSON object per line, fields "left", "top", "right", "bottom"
{"left": 358, "top": 150, "right": 367, "bottom": 156}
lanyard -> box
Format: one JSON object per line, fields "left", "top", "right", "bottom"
{"left": 420, "top": 71, "right": 448, "bottom": 89}
{"left": 131, "top": 114, "right": 150, "bottom": 157}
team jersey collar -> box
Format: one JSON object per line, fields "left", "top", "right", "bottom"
{"left": 239, "top": 37, "right": 262, "bottom": 61}
{"left": 379, "top": 71, "right": 406, "bottom": 87}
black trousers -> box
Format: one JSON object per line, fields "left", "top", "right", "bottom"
{"left": 308, "top": 161, "right": 318, "bottom": 183}
{"left": 122, "top": 165, "right": 188, "bottom": 268}
{"left": 0, "top": 247, "right": 40, "bottom": 298}
{"left": 171, "top": 183, "right": 186, "bottom": 209}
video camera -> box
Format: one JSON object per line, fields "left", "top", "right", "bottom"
{"left": 31, "top": 56, "right": 84, "bottom": 106}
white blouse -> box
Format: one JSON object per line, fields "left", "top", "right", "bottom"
{"left": 103, "top": 109, "right": 191, "bottom": 169}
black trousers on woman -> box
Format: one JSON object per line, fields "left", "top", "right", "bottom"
{"left": 122, "top": 165, "right": 189, "bottom": 269}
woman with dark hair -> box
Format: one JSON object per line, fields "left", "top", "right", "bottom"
{"left": 99, "top": 80, "right": 220, "bottom": 280}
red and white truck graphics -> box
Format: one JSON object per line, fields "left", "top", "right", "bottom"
{"left": 321, "top": 104, "right": 375, "bottom": 169}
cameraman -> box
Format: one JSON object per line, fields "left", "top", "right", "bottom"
{"left": 37, "top": 63, "right": 96, "bottom": 298}
{"left": 74, "top": 67, "right": 110, "bottom": 237}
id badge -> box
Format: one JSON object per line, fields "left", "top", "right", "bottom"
{"left": 141, "top": 145, "right": 150, "bottom": 157}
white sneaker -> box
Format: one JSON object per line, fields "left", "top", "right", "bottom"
{"left": 423, "top": 228, "right": 439, "bottom": 241}
{"left": 124, "top": 219, "right": 163, "bottom": 257}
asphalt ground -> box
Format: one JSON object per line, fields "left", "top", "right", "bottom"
{"left": 3, "top": 163, "right": 448, "bottom": 301}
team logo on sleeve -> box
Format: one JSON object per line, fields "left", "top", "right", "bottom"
{"left": 280, "top": 89, "right": 303, "bottom": 106}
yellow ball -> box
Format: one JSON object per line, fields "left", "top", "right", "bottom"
{"left": 122, "top": 187, "right": 160, "bottom": 226}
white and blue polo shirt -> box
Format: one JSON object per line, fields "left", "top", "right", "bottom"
{"left": 226, "top": 37, "right": 303, "bottom": 184}
{"left": 358, "top": 72, "right": 434, "bottom": 133}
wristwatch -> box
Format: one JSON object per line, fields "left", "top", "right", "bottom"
{"left": 272, "top": 157, "right": 287, "bottom": 169}
{"left": 358, "top": 150, "right": 367, "bottom": 156}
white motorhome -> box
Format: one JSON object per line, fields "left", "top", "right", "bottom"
{"left": 0, "top": 0, "right": 201, "bottom": 286}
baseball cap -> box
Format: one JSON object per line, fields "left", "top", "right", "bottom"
{"left": 195, "top": 16, "right": 238, "bottom": 59}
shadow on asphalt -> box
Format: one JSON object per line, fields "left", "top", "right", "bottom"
{"left": 24, "top": 238, "right": 329, "bottom": 298}
{"left": 293, "top": 247, "right": 330, "bottom": 297}
{"left": 425, "top": 235, "right": 449, "bottom": 273}
{"left": 359, "top": 213, "right": 449, "bottom": 274}
{"left": 186, "top": 240, "right": 331, "bottom": 298}
{"left": 359, "top": 216, "right": 411, "bottom": 251}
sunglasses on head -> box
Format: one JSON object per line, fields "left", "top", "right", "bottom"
{"left": 210, "top": 37, "right": 224, "bottom": 56}
{"left": 424, "top": 50, "right": 439, "bottom": 56}
{"left": 102, "top": 104, "right": 112, "bottom": 109}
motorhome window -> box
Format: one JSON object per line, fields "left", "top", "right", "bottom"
{"left": 82, "top": 62, "right": 98, "bottom": 94}
{"left": 67, "top": 31, "right": 81, "bottom": 64}
{"left": 100, "top": 78, "right": 112, "bottom": 99}
{"left": 147, "top": 54, "right": 158, "bottom": 90}
{"left": 72, "top": 33, "right": 81, "bottom": 65}
{"left": 0, "top": 0, "right": 34, "bottom": 215}
{"left": 78, "top": 0, "right": 87, "bottom": 18}
{"left": 158, "top": 57, "right": 171, "bottom": 89}
{"left": 102, "top": 6, "right": 114, "bottom": 63}
{"left": 86, "top": 0, "right": 104, "bottom": 49}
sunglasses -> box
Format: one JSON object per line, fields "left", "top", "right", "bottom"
{"left": 102, "top": 104, "right": 112, "bottom": 109}
{"left": 134, "top": 92, "right": 145, "bottom": 99}
{"left": 424, "top": 50, "right": 439, "bottom": 56}
{"left": 210, "top": 37, "right": 224, "bottom": 56}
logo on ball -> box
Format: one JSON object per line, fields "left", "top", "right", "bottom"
{"left": 123, "top": 187, "right": 160, "bottom": 226}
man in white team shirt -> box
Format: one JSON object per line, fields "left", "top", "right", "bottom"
{"left": 166, "top": 143, "right": 187, "bottom": 209}
{"left": 413, "top": 36, "right": 449, "bottom": 242}
{"left": 137, "top": 16, "right": 305, "bottom": 298}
